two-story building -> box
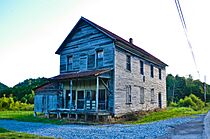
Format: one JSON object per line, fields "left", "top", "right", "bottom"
{"left": 34, "top": 17, "right": 168, "bottom": 120}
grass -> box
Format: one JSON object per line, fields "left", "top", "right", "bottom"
{"left": 0, "top": 111, "right": 68, "bottom": 125}
{"left": 0, "top": 127, "right": 55, "bottom": 139}
{"left": 126, "top": 103, "right": 210, "bottom": 124}
{"left": 0, "top": 103, "right": 210, "bottom": 125}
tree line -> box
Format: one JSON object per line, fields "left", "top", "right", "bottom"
{"left": 167, "top": 74, "right": 210, "bottom": 104}
{"left": 0, "top": 77, "right": 48, "bottom": 104}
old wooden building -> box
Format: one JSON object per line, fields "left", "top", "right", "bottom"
{"left": 34, "top": 17, "right": 167, "bottom": 120}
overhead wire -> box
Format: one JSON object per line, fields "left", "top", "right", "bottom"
{"left": 174, "top": 0, "right": 200, "bottom": 78}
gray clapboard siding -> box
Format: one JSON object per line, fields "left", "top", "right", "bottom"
{"left": 60, "top": 21, "right": 114, "bottom": 73}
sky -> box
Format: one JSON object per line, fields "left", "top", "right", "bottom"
{"left": 0, "top": 0, "right": 210, "bottom": 87}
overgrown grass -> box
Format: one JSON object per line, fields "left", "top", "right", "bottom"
{"left": 0, "top": 127, "right": 54, "bottom": 139}
{"left": 0, "top": 111, "right": 67, "bottom": 124}
{"left": 127, "top": 103, "right": 210, "bottom": 124}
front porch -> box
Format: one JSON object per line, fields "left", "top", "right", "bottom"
{"left": 34, "top": 69, "right": 113, "bottom": 121}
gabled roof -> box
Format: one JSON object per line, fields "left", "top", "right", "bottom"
{"left": 55, "top": 17, "right": 168, "bottom": 67}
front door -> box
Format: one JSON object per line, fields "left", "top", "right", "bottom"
{"left": 85, "top": 90, "right": 96, "bottom": 110}
{"left": 77, "top": 90, "right": 85, "bottom": 109}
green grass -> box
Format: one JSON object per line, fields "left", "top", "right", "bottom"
{"left": 0, "top": 127, "right": 54, "bottom": 139}
{"left": 0, "top": 111, "right": 67, "bottom": 125}
{"left": 127, "top": 104, "right": 210, "bottom": 124}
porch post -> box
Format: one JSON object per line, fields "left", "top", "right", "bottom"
{"left": 63, "top": 89, "right": 66, "bottom": 108}
{"left": 70, "top": 80, "right": 73, "bottom": 111}
{"left": 96, "top": 76, "right": 99, "bottom": 120}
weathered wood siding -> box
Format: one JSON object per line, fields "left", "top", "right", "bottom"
{"left": 114, "top": 46, "right": 167, "bottom": 116}
{"left": 59, "top": 21, "right": 114, "bottom": 73}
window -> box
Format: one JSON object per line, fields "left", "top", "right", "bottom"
{"left": 80, "top": 56, "right": 87, "bottom": 71}
{"left": 151, "top": 88, "right": 155, "bottom": 103}
{"left": 126, "top": 85, "right": 131, "bottom": 104}
{"left": 140, "top": 87, "right": 144, "bottom": 104}
{"left": 140, "top": 60, "right": 144, "bottom": 75}
{"left": 159, "top": 68, "right": 162, "bottom": 80}
{"left": 126, "top": 55, "right": 131, "bottom": 71}
{"left": 67, "top": 56, "right": 73, "bottom": 71}
{"left": 150, "top": 65, "right": 154, "bottom": 78}
{"left": 96, "top": 50, "right": 103, "bottom": 67}
{"left": 88, "top": 54, "right": 95, "bottom": 69}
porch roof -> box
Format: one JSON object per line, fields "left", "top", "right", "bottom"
{"left": 51, "top": 69, "right": 112, "bottom": 81}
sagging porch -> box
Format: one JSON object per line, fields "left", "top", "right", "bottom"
{"left": 34, "top": 69, "right": 113, "bottom": 121}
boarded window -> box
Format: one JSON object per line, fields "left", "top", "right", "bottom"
{"left": 140, "top": 60, "right": 144, "bottom": 75}
{"left": 140, "top": 87, "right": 144, "bottom": 104}
{"left": 126, "top": 85, "right": 131, "bottom": 104}
{"left": 88, "top": 54, "right": 95, "bottom": 69}
{"left": 126, "top": 55, "right": 131, "bottom": 71}
{"left": 67, "top": 55, "right": 73, "bottom": 71}
{"left": 96, "top": 50, "right": 103, "bottom": 67}
{"left": 159, "top": 68, "right": 162, "bottom": 80}
{"left": 151, "top": 88, "right": 155, "bottom": 103}
{"left": 80, "top": 56, "right": 87, "bottom": 71}
{"left": 150, "top": 65, "right": 154, "bottom": 78}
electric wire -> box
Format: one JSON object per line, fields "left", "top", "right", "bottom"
{"left": 174, "top": 0, "right": 200, "bottom": 78}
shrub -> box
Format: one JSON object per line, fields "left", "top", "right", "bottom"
{"left": 178, "top": 94, "right": 205, "bottom": 110}
{"left": 0, "top": 95, "right": 33, "bottom": 111}
{"left": 169, "top": 102, "right": 178, "bottom": 107}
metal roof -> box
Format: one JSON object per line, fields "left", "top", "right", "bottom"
{"left": 51, "top": 68, "right": 111, "bottom": 81}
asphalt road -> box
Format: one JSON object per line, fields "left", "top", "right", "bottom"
{"left": 160, "top": 114, "right": 206, "bottom": 139}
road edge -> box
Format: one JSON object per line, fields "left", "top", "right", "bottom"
{"left": 204, "top": 111, "right": 210, "bottom": 139}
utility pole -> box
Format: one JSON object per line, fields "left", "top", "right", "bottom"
{"left": 204, "top": 75, "right": 207, "bottom": 104}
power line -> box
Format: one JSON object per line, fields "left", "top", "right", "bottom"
{"left": 174, "top": 0, "right": 200, "bottom": 78}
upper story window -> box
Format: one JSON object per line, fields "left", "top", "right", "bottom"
{"left": 88, "top": 54, "right": 95, "bottom": 69}
{"left": 140, "top": 60, "right": 144, "bottom": 75}
{"left": 159, "top": 68, "right": 162, "bottom": 80}
{"left": 126, "top": 55, "right": 131, "bottom": 71}
{"left": 67, "top": 55, "right": 73, "bottom": 71}
{"left": 150, "top": 65, "right": 154, "bottom": 78}
{"left": 96, "top": 50, "right": 104, "bottom": 67}
{"left": 126, "top": 85, "right": 131, "bottom": 104}
{"left": 80, "top": 56, "right": 87, "bottom": 71}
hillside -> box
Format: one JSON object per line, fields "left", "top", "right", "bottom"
{"left": 0, "top": 82, "right": 8, "bottom": 91}
{"left": 0, "top": 77, "right": 48, "bottom": 103}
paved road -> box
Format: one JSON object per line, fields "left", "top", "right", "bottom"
{"left": 160, "top": 114, "right": 206, "bottom": 139}
{"left": 0, "top": 114, "right": 208, "bottom": 139}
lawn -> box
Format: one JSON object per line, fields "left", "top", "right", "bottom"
{"left": 0, "top": 104, "right": 210, "bottom": 125}
{"left": 0, "top": 111, "right": 66, "bottom": 124}
{"left": 126, "top": 103, "right": 210, "bottom": 124}
{"left": 0, "top": 127, "right": 54, "bottom": 139}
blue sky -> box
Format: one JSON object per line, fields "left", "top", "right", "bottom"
{"left": 1, "top": 0, "right": 210, "bottom": 87}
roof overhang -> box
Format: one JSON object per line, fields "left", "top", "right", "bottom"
{"left": 51, "top": 68, "right": 112, "bottom": 81}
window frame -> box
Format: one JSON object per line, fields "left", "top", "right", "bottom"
{"left": 159, "top": 68, "right": 162, "bottom": 80}
{"left": 151, "top": 88, "right": 155, "bottom": 104}
{"left": 140, "top": 60, "right": 144, "bottom": 75}
{"left": 126, "top": 85, "right": 132, "bottom": 104}
{"left": 96, "top": 50, "right": 104, "bottom": 67}
{"left": 150, "top": 64, "right": 154, "bottom": 78}
{"left": 67, "top": 55, "right": 73, "bottom": 71}
{"left": 140, "top": 87, "right": 144, "bottom": 104}
{"left": 126, "top": 55, "right": 131, "bottom": 71}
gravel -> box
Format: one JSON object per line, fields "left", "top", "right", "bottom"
{"left": 0, "top": 115, "right": 205, "bottom": 139}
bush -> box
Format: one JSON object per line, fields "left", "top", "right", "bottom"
{"left": 0, "top": 95, "right": 33, "bottom": 111}
{"left": 169, "top": 102, "right": 178, "bottom": 107}
{"left": 178, "top": 94, "right": 204, "bottom": 110}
